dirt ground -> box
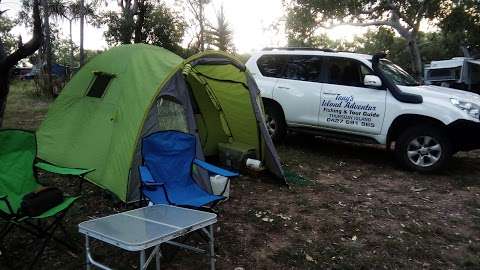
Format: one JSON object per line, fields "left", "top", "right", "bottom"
{"left": 1, "top": 82, "right": 479, "bottom": 269}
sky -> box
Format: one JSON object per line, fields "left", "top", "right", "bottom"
{"left": 0, "top": 0, "right": 420, "bottom": 54}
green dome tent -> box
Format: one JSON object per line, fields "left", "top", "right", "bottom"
{"left": 36, "top": 44, "right": 284, "bottom": 202}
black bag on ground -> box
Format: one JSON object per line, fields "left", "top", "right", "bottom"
{"left": 20, "top": 187, "right": 64, "bottom": 217}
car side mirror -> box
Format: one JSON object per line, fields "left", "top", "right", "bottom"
{"left": 364, "top": 75, "right": 382, "bottom": 87}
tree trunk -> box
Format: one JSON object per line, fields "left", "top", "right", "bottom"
{"left": 407, "top": 37, "right": 423, "bottom": 80}
{"left": 0, "top": 76, "right": 7, "bottom": 127}
{"left": 79, "top": 0, "right": 85, "bottom": 66}
{"left": 134, "top": 0, "right": 146, "bottom": 43}
{"left": 0, "top": 38, "right": 8, "bottom": 126}
{"left": 0, "top": 0, "right": 42, "bottom": 127}
{"left": 199, "top": 2, "right": 205, "bottom": 51}
{"left": 118, "top": 0, "right": 136, "bottom": 44}
{"left": 42, "top": 0, "right": 53, "bottom": 96}
{"left": 69, "top": 19, "right": 74, "bottom": 76}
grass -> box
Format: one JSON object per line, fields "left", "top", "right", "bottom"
{"left": 3, "top": 80, "right": 51, "bottom": 130}
{"left": 284, "top": 168, "right": 314, "bottom": 186}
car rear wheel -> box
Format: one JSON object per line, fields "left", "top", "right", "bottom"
{"left": 264, "top": 103, "right": 286, "bottom": 143}
{"left": 394, "top": 125, "right": 452, "bottom": 172}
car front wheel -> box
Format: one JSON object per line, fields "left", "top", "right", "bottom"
{"left": 394, "top": 125, "right": 452, "bottom": 172}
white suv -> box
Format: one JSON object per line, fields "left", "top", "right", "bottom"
{"left": 246, "top": 48, "right": 480, "bottom": 172}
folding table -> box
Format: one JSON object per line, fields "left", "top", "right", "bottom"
{"left": 78, "top": 204, "right": 217, "bottom": 270}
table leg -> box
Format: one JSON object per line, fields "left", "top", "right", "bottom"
{"left": 155, "top": 244, "right": 161, "bottom": 270}
{"left": 140, "top": 250, "right": 146, "bottom": 270}
{"left": 85, "top": 236, "right": 91, "bottom": 270}
{"left": 209, "top": 225, "right": 215, "bottom": 270}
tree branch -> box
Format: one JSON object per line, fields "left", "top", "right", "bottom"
{"left": 412, "top": 0, "right": 430, "bottom": 34}
{"left": 320, "top": 20, "right": 394, "bottom": 29}
{"left": 0, "top": 0, "right": 42, "bottom": 73}
{"left": 385, "top": 0, "right": 414, "bottom": 27}
{"left": 133, "top": 0, "right": 146, "bottom": 43}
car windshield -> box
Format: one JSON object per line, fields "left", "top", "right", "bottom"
{"left": 377, "top": 59, "right": 419, "bottom": 86}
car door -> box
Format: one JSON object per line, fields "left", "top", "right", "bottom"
{"left": 273, "top": 55, "right": 323, "bottom": 126}
{"left": 319, "top": 57, "right": 387, "bottom": 135}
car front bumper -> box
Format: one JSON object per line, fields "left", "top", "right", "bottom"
{"left": 448, "top": 119, "right": 480, "bottom": 151}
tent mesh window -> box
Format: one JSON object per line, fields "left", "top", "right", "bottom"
{"left": 156, "top": 97, "right": 188, "bottom": 132}
{"left": 86, "top": 72, "right": 115, "bottom": 98}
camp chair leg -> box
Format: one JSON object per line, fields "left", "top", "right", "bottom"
{"left": 29, "top": 229, "right": 54, "bottom": 269}
{"left": 13, "top": 214, "right": 78, "bottom": 269}
{"left": 77, "top": 177, "right": 84, "bottom": 195}
{"left": 57, "top": 222, "right": 80, "bottom": 255}
{"left": 28, "top": 217, "right": 63, "bottom": 269}
{"left": 22, "top": 214, "right": 78, "bottom": 253}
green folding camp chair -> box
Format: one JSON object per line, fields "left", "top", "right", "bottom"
{"left": 34, "top": 161, "right": 94, "bottom": 195}
{"left": 0, "top": 129, "right": 79, "bottom": 268}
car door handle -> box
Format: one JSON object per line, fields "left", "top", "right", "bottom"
{"left": 277, "top": 86, "right": 290, "bottom": 90}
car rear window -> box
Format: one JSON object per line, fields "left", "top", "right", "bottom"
{"left": 257, "top": 55, "right": 288, "bottom": 78}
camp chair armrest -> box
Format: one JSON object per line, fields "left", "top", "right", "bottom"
{"left": 143, "top": 182, "right": 165, "bottom": 187}
{"left": 193, "top": 159, "right": 239, "bottom": 177}
{"left": 139, "top": 166, "right": 166, "bottom": 187}
{"left": 141, "top": 182, "right": 172, "bottom": 205}
{"left": 34, "top": 161, "right": 94, "bottom": 177}
{"left": 139, "top": 166, "right": 172, "bottom": 203}
{"left": 139, "top": 166, "right": 154, "bottom": 182}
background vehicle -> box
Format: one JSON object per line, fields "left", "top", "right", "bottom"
{"left": 424, "top": 57, "right": 480, "bottom": 93}
{"left": 424, "top": 46, "right": 480, "bottom": 93}
{"left": 246, "top": 48, "right": 480, "bottom": 172}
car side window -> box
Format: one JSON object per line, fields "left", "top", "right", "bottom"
{"left": 283, "top": 55, "right": 323, "bottom": 82}
{"left": 257, "top": 55, "right": 288, "bottom": 78}
{"left": 326, "top": 58, "right": 372, "bottom": 87}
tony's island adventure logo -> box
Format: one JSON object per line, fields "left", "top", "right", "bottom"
{"left": 321, "top": 93, "right": 380, "bottom": 128}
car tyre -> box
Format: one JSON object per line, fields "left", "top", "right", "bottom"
{"left": 394, "top": 125, "right": 452, "bottom": 172}
{"left": 264, "top": 103, "right": 286, "bottom": 143}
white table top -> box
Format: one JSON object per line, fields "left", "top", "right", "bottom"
{"left": 78, "top": 204, "right": 217, "bottom": 251}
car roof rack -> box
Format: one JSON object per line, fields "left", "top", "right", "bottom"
{"left": 262, "top": 47, "right": 336, "bottom": 52}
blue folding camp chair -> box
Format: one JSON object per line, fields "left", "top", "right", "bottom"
{"left": 139, "top": 131, "right": 238, "bottom": 208}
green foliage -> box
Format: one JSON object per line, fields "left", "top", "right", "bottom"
{"left": 186, "top": 0, "right": 211, "bottom": 51}
{"left": 287, "top": 23, "right": 472, "bottom": 73}
{"left": 288, "top": 32, "right": 356, "bottom": 51}
{"left": 439, "top": 0, "right": 480, "bottom": 56}
{"left": 285, "top": 0, "right": 479, "bottom": 73}
{"left": 285, "top": 0, "right": 445, "bottom": 77}
{"left": 143, "top": 4, "right": 186, "bottom": 53}
{"left": 0, "top": 15, "right": 16, "bottom": 54}
{"left": 100, "top": 2, "right": 186, "bottom": 55}
{"left": 354, "top": 27, "right": 410, "bottom": 71}
{"left": 354, "top": 28, "right": 467, "bottom": 72}
{"left": 52, "top": 38, "right": 78, "bottom": 66}
{"left": 205, "top": 5, "right": 234, "bottom": 52}
{"left": 284, "top": 169, "right": 313, "bottom": 187}
{"left": 285, "top": 0, "right": 443, "bottom": 29}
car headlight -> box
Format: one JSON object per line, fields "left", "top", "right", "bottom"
{"left": 451, "top": 98, "right": 480, "bottom": 119}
